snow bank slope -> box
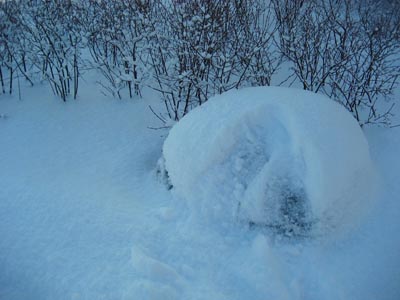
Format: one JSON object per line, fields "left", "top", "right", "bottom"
{"left": 163, "top": 86, "right": 376, "bottom": 235}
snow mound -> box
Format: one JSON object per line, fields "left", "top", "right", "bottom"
{"left": 162, "top": 87, "right": 376, "bottom": 236}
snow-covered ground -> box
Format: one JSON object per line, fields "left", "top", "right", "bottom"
{"left": 0, "top": 81, "right": 399, "bottom": 300}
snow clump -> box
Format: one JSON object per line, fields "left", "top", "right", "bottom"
{"left": 162, "top": 87, "right": 376, "bottom": 237}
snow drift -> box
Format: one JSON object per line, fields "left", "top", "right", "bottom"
{"left": 162, "top": 87, "right": 376, "bottom": 236}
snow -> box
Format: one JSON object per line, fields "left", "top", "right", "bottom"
{"left": 0, "top": 84, "right": 167, "bottom": 299}
{"left": 0, "top": 81, "right": 399, "bottom": 300}
{"left": 163, "top": 87, "right": 377, "bottom": 236}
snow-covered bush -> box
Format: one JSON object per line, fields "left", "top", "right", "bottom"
{"left": 146, "top": 0, "right": 279, "bottom": 121}
{"left": 273, "top": 0, "right": 400, "bottom": 126}
{"left": 161, "top": 87, "right": 377, "bottom": 237}
{"left": 84, "top": 0, "right": 151, "bottom": 99}
{"left": 0, "top": 0, "right": 35, "bottom": 96}
{"left": 1, "top": 0, "right": 398, "bottom": 126}
{"left": 0, "top": 0, "right": 85, "bottom": 101}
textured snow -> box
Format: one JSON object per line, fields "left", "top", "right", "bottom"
{"left": 163, "top": 87, "right": 376, "bottom": 236}
{"left": 0, "top": 81, "right": 399, "bottom": 300}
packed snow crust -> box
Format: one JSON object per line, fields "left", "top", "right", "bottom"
{"left": 163, "top": 87, "right": 376, "bottom": 236}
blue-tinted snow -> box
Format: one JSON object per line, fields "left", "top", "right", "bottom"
{"left": 0, "top": 83, "right": 399, "bottom": 300}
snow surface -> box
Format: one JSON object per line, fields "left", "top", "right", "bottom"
{"left": 0, "top": 81, "right": 399, "bottom": 300}
{"left": 163, "top": 87, "right": 377, "bottom": 236}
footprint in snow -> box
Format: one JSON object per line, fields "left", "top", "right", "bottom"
{"left": 130, "top": 246, "right": 184, "bottom": 298}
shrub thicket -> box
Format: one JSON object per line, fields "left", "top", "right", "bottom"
{"left": 0, "top": 0, "right": 399, "bottom": 125}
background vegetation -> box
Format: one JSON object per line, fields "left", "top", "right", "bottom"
{"left": 1, "top": 0, "right": 399, "bottom": 126}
